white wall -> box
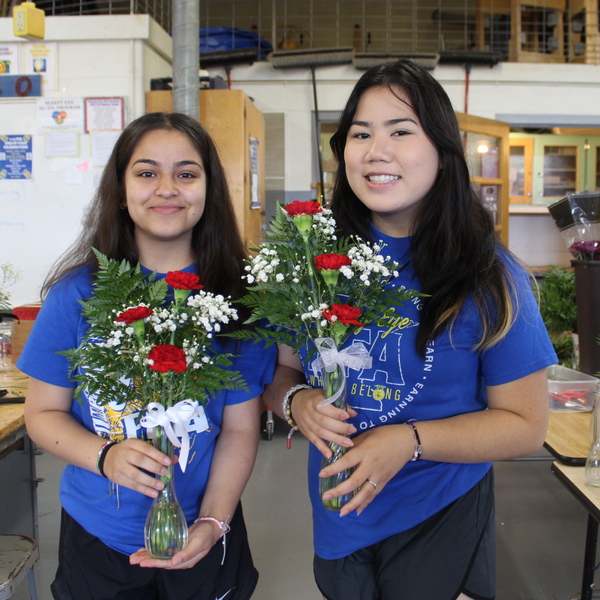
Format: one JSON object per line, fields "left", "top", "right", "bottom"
{"left": 0, "top": 15, "right": 172, "bottom": 306}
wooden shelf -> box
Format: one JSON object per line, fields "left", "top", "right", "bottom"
{"left": 476, "top": 0, "right": 566, "bottom": 62}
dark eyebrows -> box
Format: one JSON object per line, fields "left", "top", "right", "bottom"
{"left": 131, "top": 158, "right": 203, "bottom": 168}
{"left": 350, "top": 117, "right": 418, "bottom": 128}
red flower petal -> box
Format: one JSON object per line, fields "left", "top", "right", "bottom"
{"left": 148, "top": 344, "right": 187, "bottom": 373}
{"left": 283, "top": 200, "right": 322, "bottom": 217}
{"left": 323, "top": 303, "right": 364, "bottom": 327}
{"left": 165, "top": 271, "right": 203, "bottom": 290}
{"left": 116, "top": 306, "right": 153, "bottom": 325}
{"left": 314, "top": 253, "right": 352, "bottom": 271}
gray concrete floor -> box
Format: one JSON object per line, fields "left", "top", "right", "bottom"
{"left": 11, "top": 418, "right": 593, "bottom": 600}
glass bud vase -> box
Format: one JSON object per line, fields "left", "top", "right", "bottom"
{"left": 318, "top": 363, "right": 357, "bottom": 511}
{"left": 585, "top": 383, "right": 600, "bottom": 487}
{"left": 144, "top": 425, "right": 189, "bottom": 558}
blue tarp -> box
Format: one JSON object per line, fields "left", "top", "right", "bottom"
{"left": 200, "top": 27, "right": 272, "bottom": 60}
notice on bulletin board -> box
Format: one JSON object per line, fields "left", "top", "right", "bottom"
{"left": 85, "top": 97, "right": 124, "bottom": 132}
{"left": 0, "top": 44, "right": 20, "bottom": 74}
{"left": 0, "top": 135, "right": 33, "bottom": 180}
{"left": 24, "top": 42, "right": 57, "bottom": 90}
{"left": 37, "top": 97, "right": 85, "bottom": 133}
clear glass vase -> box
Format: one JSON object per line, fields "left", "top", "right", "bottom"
{"left": 318, "top": 362, "right": 357, "bottom": 511}
{"left": 585, "top": 383, "right": 600, "bottom": 487}
{"left": 144, "top": 425, "right": 189, "bottom": 558}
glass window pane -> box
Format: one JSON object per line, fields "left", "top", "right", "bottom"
{"left": 464, "top": 132, "right": 500, "bottom": 179}
{"left": 543, "top": 146, "right": 577, "bottom": 198}
{"left": 474, "top": 183, "right": 499, "bottom": 226}
{"left": 509, "top": 145, "right": 525, "bottom": 197}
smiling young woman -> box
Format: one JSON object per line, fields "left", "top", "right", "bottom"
{"left": 18, "top": 113, "right": 277, "bottom": 600}
{"left": 343, "top": 86, "right": 440, "bottom": 238}
{"left": 264, "top": 59, "right": 556, "bottom": 600}
{"left": 123, "top": 128, "right": 207, "bottom": 271}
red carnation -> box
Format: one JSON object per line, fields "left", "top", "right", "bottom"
{"left": 116, "top": 306, "right": 153, "bottom": 325}
{"left": 314, "top": 253, "right": 352, "bottom": 271}
{"left": 148, "top": 344, "right": 187, "bottom": 373}
{"left": 323, "top": 304, "right": 364, "bottom": 327}
{"left": 283, "top": 201, "right": 322, "bottom": 217}
{"left": 165, "top": 271, "right": 203, "bottom": 290}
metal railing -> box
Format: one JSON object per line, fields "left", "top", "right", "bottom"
{"left": 3, "top": 0, "right": 598, "bottom": 65}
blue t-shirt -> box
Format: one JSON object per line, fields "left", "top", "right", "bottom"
{"left": 302, "top": 230, "right": 557, "bottom": 560}
{"left": 17, "top": 265, "right": 277, "bottom": 555}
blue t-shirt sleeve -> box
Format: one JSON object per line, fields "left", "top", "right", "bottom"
{"left": 481, "top": 260, "right": 557, "bottom": 386}
{"left": 221, "top": 339, "right": 277, "bottom": 405}
{"left": 17, "top": 272, "right": 91, "bottom": 388}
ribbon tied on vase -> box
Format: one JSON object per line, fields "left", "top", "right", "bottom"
{"left": 311, "top": 337, "right": 372, "bottom": 407}
{"left": 140, "top": 399, "right": 208, "bottom": 473}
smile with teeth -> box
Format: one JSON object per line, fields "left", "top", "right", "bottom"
{"left": 367, "top": 175, "right": 400, "bottom": 183}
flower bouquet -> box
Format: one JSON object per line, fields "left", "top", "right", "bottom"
{"left": 233, "top": 201, "right": 418, "bottom": 510}
{"left": 63, "top": 250, "right": 246, "bottom": 558}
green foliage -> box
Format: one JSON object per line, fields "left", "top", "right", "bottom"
{"left": 232, "top": 202, "right": 422, "bottom": 353}
{"left": 62, "top": 250, "right": 247, "bottom": 409}
{"left": 538, "top": 265, "right": 577, "bottom": 366}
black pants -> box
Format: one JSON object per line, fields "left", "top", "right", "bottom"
{"left": 51, "top": 503, "right": 258, "bottom": 600}
{"left": 314, "top": 468, "right": 496, "bottom": 600}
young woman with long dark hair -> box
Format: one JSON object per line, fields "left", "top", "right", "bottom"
{"left": 265, "top": 60, "right": 556, "bottom": 600}
{"left": 19, "top": 112, "right": 275, "bottom": 600}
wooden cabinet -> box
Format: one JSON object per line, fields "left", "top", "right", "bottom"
{"left": 145, "top": 90, "right": 266, "bottom": 251}
{"left": 457, "top": 112, "right": 510, "bottom": 245}
{"left": 509, "top": 132, "right": 600, "bottom": 203}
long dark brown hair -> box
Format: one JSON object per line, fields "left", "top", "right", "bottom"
{"left": 330, "top": 59, "right": 518, "bottom": 356}
{"left": 42, "top": 112, "right": 248, "bottom": 320}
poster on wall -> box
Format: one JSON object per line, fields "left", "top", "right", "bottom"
{"left": 45, "top": 130, "right": 79, "bottom": 158}
{"left": 91, "top": 130, "right": 120, "bottom": 167}
{"left": 85, "top": 97, "right": 124, "bottom": 132}
{"left": 0, "top": 44, "right": 20, "bottom": 74}
{"left": 0, "top": 135, "right": 33, "bottom": 180}
{"left": 24, "top": 42, "right": 57, "bottom": 90}
{"left": 37, "top": 98, "right": 85, "bottom": 133}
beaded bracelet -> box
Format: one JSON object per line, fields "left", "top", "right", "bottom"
{"left": 194, "top": 516, "right": 231, "bottom": 565}
{"left": 97, "top": 440, "right": 119, "bottom": 478}
{"left": 282, "top": 384, "right": 310, "bottom": 449}
{"left": 407, "top": 420, "right": 422, "bottom": 462}
{"left": 195, "top": 516, "right": 231, "bottom": 538}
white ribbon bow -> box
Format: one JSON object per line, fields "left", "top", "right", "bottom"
{"left": 311, "top": 337, "right": 372, "bottom": 407}
{"left": 140, "top": 399, "right": 201, "bottom": 473}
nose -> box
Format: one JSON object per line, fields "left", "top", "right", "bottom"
{"left": 155, "top": 175, "right": 178, "bottom": 197}
{"left": 365, "top": 133, "right": 392, "bottom": 162}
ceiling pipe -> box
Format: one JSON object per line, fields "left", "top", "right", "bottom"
{"left": 172, "top": 0, "right": 200, "bottom": 119}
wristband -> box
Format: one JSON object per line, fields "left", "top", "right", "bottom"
{"left": 407, "top": 420, "right": 422, "bottom": 462}
{"left": 195, "top": 516, "right": 231, "bottom": 565}
{"left": 282, "top": 384, "right": 310, "bottom": 449}
{"left": 97, "top": 440, "right": 119, "bottom": 478}
{"left": 195, "top": 516, "right": 231, "bottom": 538}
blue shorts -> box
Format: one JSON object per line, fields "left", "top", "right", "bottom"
{"left": 51, "top": 503, "right": 258, "bottom": 600}
{"left": 313, "top": 467, "right": 496, "bottom": 600}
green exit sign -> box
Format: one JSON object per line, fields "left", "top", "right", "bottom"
{"left": 0, "top": 74, "right": 42, "bottom": 98}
